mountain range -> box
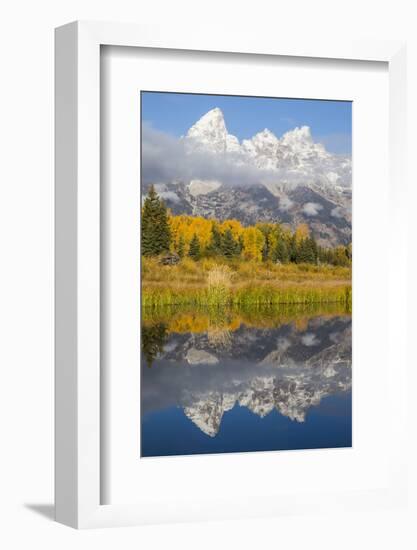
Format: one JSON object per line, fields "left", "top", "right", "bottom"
{"left": 144, "top": 107, "right": 352, "bottom": 246}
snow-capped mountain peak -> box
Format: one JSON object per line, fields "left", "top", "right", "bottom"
{"left": 191, "top": 107, "right": 225, "bottom": 129}
{"left": 282, "top": 125, "right": 313, "bottom": 145}
{"left": 242, "top": 128, "right": 280, "bottom": 167}
{"left": 151, "top": 108, "right": 352, "bottom": 246}
{"left": 185, "top": 110, "right": 340, "bottom": 173}
{"left": 249, "top": 128, "right": 280, "bottom": 149}
{"left": 257, "top": 128, "right": 278, "bottom": 141}
{"left": 186, "top": 107, "right": 239, "bottom": 154}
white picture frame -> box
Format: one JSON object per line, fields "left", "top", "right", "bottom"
{"left": 55, "top": 21, "right": 407, "bottom": 529}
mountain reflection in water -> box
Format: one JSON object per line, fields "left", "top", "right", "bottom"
{"left": 141, "top": 305, "right": 352, "bottom": 457}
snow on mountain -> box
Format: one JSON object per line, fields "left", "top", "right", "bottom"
{"left": 241, "top": 128, "right": 281, "bottom": 170}
{"left": 146, "top": 107, "right": 352, "bottom": 245}
{"left": 188, "top": 179, "right": 222, "bottom": 197}
{"left": 184, "top": 109, "right": 350, "bottom": 188}
{"left": 186, "top": 107, "right": 240, "bottom": 154}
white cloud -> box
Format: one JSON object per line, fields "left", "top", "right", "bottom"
{"left": 279, "top": 196, "right": 294, "bottom": 211}
{"left": 142, "top": 123, "right": 293, "bottom": 188}
{"left": 302, "top": 202, "right": 323, "bottom": 216}
{"left": 331, "top": 206, "right": 344, "bottom": 218}
{"left": 141, "top": 123, "right": 350, "bottom": 191}
{"left": 159, "top": 191, "right": 181, "bottom": 203}
{"left": 301, "top": 333, "right": 320, "bottom": 346}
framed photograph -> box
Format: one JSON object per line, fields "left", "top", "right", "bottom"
{"left": 55, "top": 21, "right": 408, "bottom": 528}
{"left": 139, "top": 91, "right": 353, "bottom": 457}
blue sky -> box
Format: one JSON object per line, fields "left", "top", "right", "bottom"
{"left": 141, "top": 91, "right": 352, "bottom": 155}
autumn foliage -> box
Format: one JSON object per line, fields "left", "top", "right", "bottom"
{"left": 141, "top": 187, "right": 352, "bottom": 268}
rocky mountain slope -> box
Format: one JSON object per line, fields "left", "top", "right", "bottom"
{"left": 144, "top": 107, "right": 352, "bottom": 246}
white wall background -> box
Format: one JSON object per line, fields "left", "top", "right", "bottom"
{"left": 0, "top": 0, "right": 416, "bottom": 548}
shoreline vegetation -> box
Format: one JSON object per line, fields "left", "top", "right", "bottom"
{"left": 141, "top": 185, "right": 352, "bottom": 308}
{"left": 142, "top": 258, "right": 351, "bottom": 308}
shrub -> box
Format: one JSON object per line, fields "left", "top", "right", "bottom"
{"left": 206, "top": 265, "right": 233, "bottom": 305}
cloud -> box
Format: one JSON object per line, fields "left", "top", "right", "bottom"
{"left": 301, "top": 333, "right": 320, "bottom": 347}
{"left": 279, "top": 196, "right": 294, "bottom": 211}
{"left": 302, "top": 202, "right": 323, "bottom": 216}
{"left": 159, "top": 191, "right": 181, "bottom": 203}
{"left": 163, "top": 340, "right": 178, "bottom": 353}
{"left": 331, "top": 206, "right": 344, "bottom": 218}
{"left": 142, "top": 123, "right": 315, "bottom": 189}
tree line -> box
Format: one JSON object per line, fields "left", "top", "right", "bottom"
{"left": 141, "top": 184, "right": 351, "bottom": 267}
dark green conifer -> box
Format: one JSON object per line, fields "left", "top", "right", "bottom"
{"left": 188, "top": 233, "right": 201, "bottom": 260}
{"left": 309, "top": 236, "right": 318, "bottom": 264}
{"left": 141, "top": 185, "right": 171, "bottom": 256}
{"left": 289, "top": 234, "right": 297, "bottom": 263}
{"left": 296, "top": 238, "right": 316, "bottom": 263}
{"left": 273, "top": 239, "right": 289, "bottom": 263}
{"left": 141, "top": 323, "right": 168, "bottom": 368}
{"left": 221, "top": 228, "right": 239, "bottom": 258}
{"left": 207, "top": 222, "right": 222, "bottom": 255}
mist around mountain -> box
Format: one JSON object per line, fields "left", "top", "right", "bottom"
{"left": 142, "top": 107, "right": 352, "bottom": 246}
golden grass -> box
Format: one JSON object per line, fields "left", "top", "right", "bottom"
{"left": 206, "top": 265, "right": 233, "bottom": 305}
{"left": 141, "top": 257, "right": 352, "bottom": 307}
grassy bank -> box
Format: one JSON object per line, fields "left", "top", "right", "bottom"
{"left": 142, "top": 257, "right": 352, "bottom": 307}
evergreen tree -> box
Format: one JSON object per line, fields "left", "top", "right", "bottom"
{"left": 221, "top": 228, "right": 239, "bottom": 258}
{"left": 207, "top": 222, "right": 222, "bottom": 255}
{"left": 177, "top": 235, "right": 185, "bottom": 258}
{"left": 141, "top": 323, "right": 168, "bottom": 368}
{"left": 296, "top": 238, "right": 316, "bottom": 263}
{"left": 188, "top": 233, "right": 201, "bottom": 260}
{"left": 273, "top": 238, "right": 289, "bottom": 263}
{"left": 308, "top": 236, "right": 318, "bottom": 264}
{"left": 141, "top": 185, "right": 171, "bottom": 256}
{"left": 289, "top": 234, "right": 297, "bottom": 263}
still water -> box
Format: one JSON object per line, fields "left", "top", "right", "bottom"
{"left": 141, "top": 305, "right": 352, "bottom": 457}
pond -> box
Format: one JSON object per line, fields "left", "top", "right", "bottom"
{"left": 141, "top": 304, "right": 352, "bottom": 457}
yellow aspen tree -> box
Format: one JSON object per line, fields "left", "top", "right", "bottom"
{"left": 242, "top": 227, "right": 265, "bottom": 262}
{"left": 295, "top": 223, "right": 310, "bottom": 243}
{"left": 220, "top": 219, "right": 244, "bottom": 240}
